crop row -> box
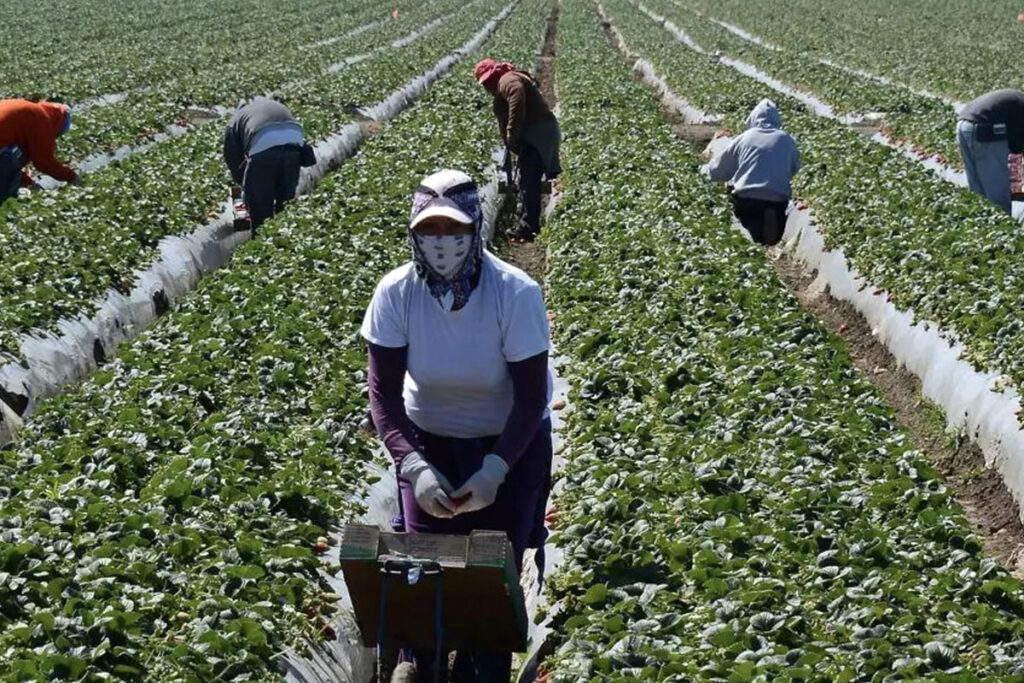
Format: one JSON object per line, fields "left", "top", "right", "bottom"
{"left": 677, "top": 0, "right": 1020, "bottom": 104}
{"left": 61, "top": 0, "right": 469, "bottom": 160}
{"left": 0, "top": 0, "right": 549, "bottom": 678}
{"left": 644, "top": 0, "right": 961, "bottom": 167}
{"left": 597, "top": 0, "right": 1024, "bottom": 434}
{"left": 539, "top": 2, "right": 1024, "bottom": 681}
{"left": 0, "top": 0, "right": 378, "bottom": 105}
{"left": 0, "top": 0, "right": 505, "bottom": 361}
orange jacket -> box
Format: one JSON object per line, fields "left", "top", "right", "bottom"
{"left": 0, "top": 99, "right": 76, "bottom": 185}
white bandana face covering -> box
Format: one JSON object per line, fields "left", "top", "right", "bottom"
{"left": 414, "top": 233, "right": 470, "bottom": 279}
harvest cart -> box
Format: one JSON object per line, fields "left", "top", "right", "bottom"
{"left": 338, "top": 524, "right": 528, "bottom": 683}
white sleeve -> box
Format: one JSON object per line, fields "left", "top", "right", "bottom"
{"left": 501, "top": 282, "right": 551, "bottom": 363}
{"left": 360, "top": 278, "right": 407, "bottom": 348}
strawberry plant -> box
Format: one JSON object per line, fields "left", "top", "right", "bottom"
{"left": 59, "top": 0, "right": 475, "bottom": 159}
{"left": 0, "top": 0, "right": 508, "bottom": 360}
{"left": 644, "top": 0, "right": 962, "bottom": 168}
{"left": 0, "top": 0, "right": 381, "bottom": 104}
{"left": 677, "top": 0, "right": 1024, "bottom": 105}
{"left": 599, "top": 0, "right": 1024, "bottom": 435}
{"left": 539, "top": 3, "right": 1024, "bottom": 679}
{"left": 0, "top": 0, "right": 549, "bottom": 678}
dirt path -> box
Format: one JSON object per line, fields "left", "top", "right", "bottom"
{"left": 595, "top": 1, "right": 1024, "bottom": 579}
{"left": 536, "top": 1, "right": 560, "bottom": 109}
{"left": 500, "top": 0, "right": 560, "bottom": 285}
{"left": 503, "top": 4, "right": 561, "bottom": 683}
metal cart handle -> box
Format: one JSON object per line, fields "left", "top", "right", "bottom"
{"left": 376, "top": 558, "right": 446, "bottom": 683}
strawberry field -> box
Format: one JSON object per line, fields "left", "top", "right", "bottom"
{"left": 3, "top": 0, "right": 1024, "bottom": 681}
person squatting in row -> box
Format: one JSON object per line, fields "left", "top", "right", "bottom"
{"left": 705, "top": 98, "right": 801, "bottom": 246}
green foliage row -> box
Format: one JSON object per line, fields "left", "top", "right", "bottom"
{"left": 541, "top": 2, "right": 1024, "bottom": 680}
{"left": 0, "top": 0, "right": 549, "bottom": 678}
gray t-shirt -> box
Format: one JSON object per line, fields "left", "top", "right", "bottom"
{"left": 959, "top": 89, "right": 1024, "bottom": 153}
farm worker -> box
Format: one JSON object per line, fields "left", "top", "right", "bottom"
{"left": 223, "top": 96, "right": 316, "bottom": 232}
{"left": 956, "top": 89, "right": 1024, "bottom": 214}
{"left": 706, "top": 99, "right": 801, "bottom": 246}
{"left": 0, "top": 99, "right": 77, "bottom": 204}
{"left": 362, "top": 169, "right": 552, "bottom": 682}
{"left": 474, "top": 58, "right": 561, "bottom": 242}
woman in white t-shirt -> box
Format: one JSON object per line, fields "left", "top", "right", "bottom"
{"left": 361, "top": 169, "right": 552, "bottom": 682}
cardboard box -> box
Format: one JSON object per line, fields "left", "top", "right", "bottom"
{"left": 339, "top": 525, "right": 528, "bottom": 653}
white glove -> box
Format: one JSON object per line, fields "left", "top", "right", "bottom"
{"left": 450, "top": 454, "right": 509, "bottom": 514}
{"left": 400, "top": 452, "right": 457, "bottom": 519}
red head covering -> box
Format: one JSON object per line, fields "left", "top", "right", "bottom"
{"left": 473, "top": 58, "right": 515, "bottom": 87}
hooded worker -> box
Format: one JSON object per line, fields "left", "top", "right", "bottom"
{"left": 362, "top": 170, "right": 553, "bottom": 681}
{"left": 0, "top": 99, "right": 77, "bottom": 204}
{"left": 223, "top": 96, "right": 316, "bottom": 233}
{"left": 956, "top": 89, "right": 1024, "bottom": 214}
{"left": 707, "top": 99, "right": 801, "bottom": 246}
{"left": 474, "top": 58, "right": 561, "bottom": 242}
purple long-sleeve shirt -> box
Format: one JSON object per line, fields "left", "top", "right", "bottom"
{"left": 367, "top": 342, "right": 548, "bottom": 469}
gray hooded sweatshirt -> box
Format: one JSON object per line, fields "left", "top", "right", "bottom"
{"left": 708, "top": 99, "right": 801, "bottom": 203}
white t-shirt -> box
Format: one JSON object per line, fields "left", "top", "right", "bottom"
{"left": 361, "top": 251, "right": 552, "bottom": 438}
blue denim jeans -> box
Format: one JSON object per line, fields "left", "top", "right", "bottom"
{"left": 957, "top": 120, "right": 1012, "bottom": 214}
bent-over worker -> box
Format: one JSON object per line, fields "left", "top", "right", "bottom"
{"left": 223, "top": 96, "right": 316, "bottom": 231}
{"left": 362, "top": 170, "right": 553, "bottom": 682}
{"left": 0, "top": 99, "right": 77, "bottom": 204}
{"left": 475, "top": 58, "right": 561, "bottom": 242}
{"left": 707, "top": 99, "right": 801, "bottom": 246}
{"left": 957, "top": 89, "right": 1024, "bottom": 214}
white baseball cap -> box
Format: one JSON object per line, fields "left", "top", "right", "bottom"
{"left": 409, "top": 169, "right": 480, "bottom": 229}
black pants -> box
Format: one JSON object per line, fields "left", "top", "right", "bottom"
{"left": 0, "top": 146, "right": 25, "bottom": 205}
{"left": 731, "top": 195, "right": 788, "bottom": 246}
{"left": 412, "top": 649, "right": 511, "bottom": 683}
{"left": 243, "top": 145, "right": 302, "bottom": 232}
{"left": 518, "top": 144, "right": 545, "bottom": 236}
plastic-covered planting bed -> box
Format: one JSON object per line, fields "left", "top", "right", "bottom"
{"left": 0, "top": 1, "right": 517, "bottom": 446}
{"left": 602, "top": 0, "right": 1024, "bottom": 524}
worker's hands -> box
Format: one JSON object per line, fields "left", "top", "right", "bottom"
{"left": 400, "top": 452, "right": 458, "bottom": 519}
{"left": 450, "top": 454, "right": 509, "bottom": 514}
{"left": 19, "top": 183, "right": 42, "bottom": 199}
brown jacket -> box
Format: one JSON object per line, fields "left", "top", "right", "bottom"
{"left": 493, "top": 70, "right": 555, "bottom": 152}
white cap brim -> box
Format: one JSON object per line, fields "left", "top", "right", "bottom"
{"left": 410, "top": 204, "right": 473, "bottom": 229}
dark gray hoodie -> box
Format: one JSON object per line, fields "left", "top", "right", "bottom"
{"left": 708, "top": 99, "right": 801, "bottom": 202}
